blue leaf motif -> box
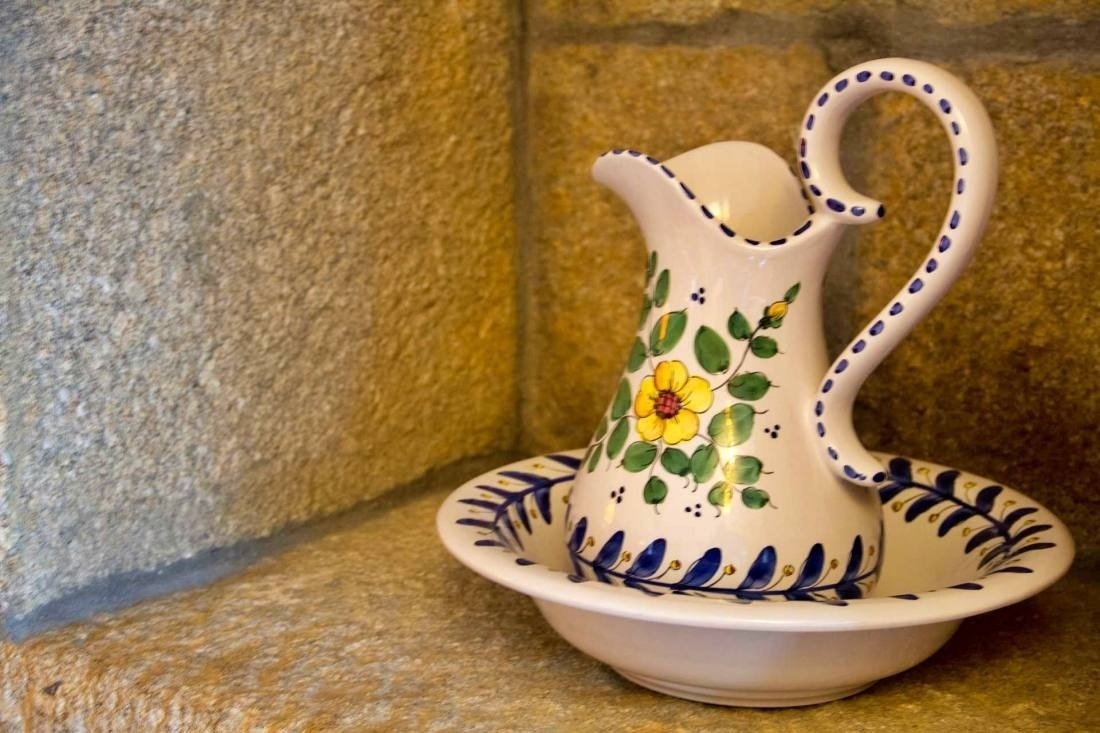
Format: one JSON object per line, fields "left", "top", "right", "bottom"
{"left": 626, "top": 539, "right": 666, "bottom": 578}
{"left": 791, "top": 543, "right": 826, "bottom": 589}
{"left": 1008, "top": 524, "right": 1052, "bottom": 546}
{"left": 738, "top": 546, "right": 777, "bottom": 590}
{"left": 935, "top": 469, "right": 960, "bottom": 495}
{"left": 533, "top": 487, "right": 553, "bottom": 524}
{"left": 1004, "top": 506, "right": 1039, "bottom": 529}
{"left": 887, "top": 457, "right": 913, "bottom": 483}
{"left": 978, "top": 544, "right": 1009, "bottom": 569}
{"left": 568, "top": 517, "right": 588, "bottom": 553}
{"left": 458, "top": 498, "right": 502, "bottom": 511}
{"left": 840, "top": 535, "right": 864, "bottom": 583}
{"left": 965, "top": 526, "right": 1000, "bottom": 554}
{"left": 974, "top": 485, "right": 1003, "bottom": 513}
{"left": 593, "top": 531, "right": 625, "bottom": 569}
{"left": 476, "top": 485, "right": 516, "bottom": 500}
{"left": 676, "top": 548, "right": 722, "bottom": 588}
{"left": 455, "top": 518, "right": 495, "bottom": 530}
{"left": 905, "top": 494, "right": 943, "bottom": 522}
{"left": 548, "top": 453, "right": 582, "bottom": 470}
{"left": 991, "top": 566, "right": 1033, "bottom": 574}
{"left": 1009, "top": 542, "right": 1056, "bottom": 558}
{"left": 879, "top": 482, "right": 908, "bottom": 502}
{"left": 514, "top": 503, "right": 533, "bottom": 535}
{"left": 938, "top": 506, "right": 976, "bottom": 536}
{"left": 498, "top": 470, "right": 552, "bottom": 486}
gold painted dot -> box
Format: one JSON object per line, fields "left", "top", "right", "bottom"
{"left": 1005, "top": 500, "right": 1016, "bottom": 507}
{"left": 980, "top": 547, "right": 988, "bottom": 555}
{"left": 585, "top": 537, "right": 595, "bottom": 547}
{"left": 1024, "top": 519, "right": 1035, "bottom": 526}
{"left": 964, "top": 481, "right": 976, "bottom": 489}
{"left": 723, "top": 564, "right": 735, "bottom": 575}
{"left": 962, "top": 527, "right": 972, "bottom": 536}
{"left": 513, "top": 520, "right": 520, "bottom": 528}
{"left": 929, "top": 513, "right": 939, "bottom": 522}
{"left": 783, "top": 564, "right": 795, "bottom": 576}
{"left": 869, "top": 546, "right": 876, "bottom": 557}
{"left": 670, "top": 560, "right": 682, "bottom": 570}
{"left": 529, "top": 509, "right": 537, "bottom": 518}
{"left": 622, "top": 551, "right": 632, "bottom": 561}
{"left": 891, "top": 501, "right": 903, "bottom": 512}
{"left": 830, "top": 559, "right": 839, "bottom": 569}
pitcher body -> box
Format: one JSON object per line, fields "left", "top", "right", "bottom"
{"left": 566, "top": 58, "right": 998, "bottom": 601}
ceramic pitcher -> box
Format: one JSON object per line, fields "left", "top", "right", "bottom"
{"left": 565, "top": 58, "right": 997, "bottom": 601}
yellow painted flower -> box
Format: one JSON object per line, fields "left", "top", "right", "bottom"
{"left": 765, "top": 301, "right": 788, "bottom": 320}
{"left": 634, "top": 360, "right": 713, "bottom": 445}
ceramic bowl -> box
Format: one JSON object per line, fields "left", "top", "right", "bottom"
{"left": 436, "top": 450, "right": 1073, "bottom": 707}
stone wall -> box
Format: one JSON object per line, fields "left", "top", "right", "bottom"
{"left": 0, "top": 1, "right": 518, "bottom": 625}
{"left": 1, "top": 0, "right": 1096, "bottom": 630}
{"left": 517, "top": 2, "right": 1099, "bottom": 549}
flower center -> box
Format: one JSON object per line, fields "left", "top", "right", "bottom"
{"left": 654, "top": 390, "right": 682, "bottom": 419}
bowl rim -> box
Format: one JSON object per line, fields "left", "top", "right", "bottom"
{"left": 436, "top": 450, "right": 1075, "bottom": 632}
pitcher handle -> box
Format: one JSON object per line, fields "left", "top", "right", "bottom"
{"left": 799, "top": 58, "right": 998, "bottom": 487}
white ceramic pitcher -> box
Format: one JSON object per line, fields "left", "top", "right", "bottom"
{"left": 566, "top": 58, "right": 997, "bottom": 601}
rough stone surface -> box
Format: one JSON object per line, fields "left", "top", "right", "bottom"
{"left": 520, "top": 42, "right": 832, "bottom": 455}
{"left": 0, "top": 1, "right": 517, "bottom": 623}
{"left": 532, "top": 0, "right": 1098, "bottom": 27}
{"left": 852, "top": 59, "right": 1100, "bottom": 551}
{"left": 0, "top": 472, "right": 1094, "bottom": 730}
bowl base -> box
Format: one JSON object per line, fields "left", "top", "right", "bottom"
{"left": 614, "top": 669, "right": 874, "bottom": 708}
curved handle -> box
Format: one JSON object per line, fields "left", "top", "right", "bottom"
{"left": 799, "top": 58, "right": 998, "bottom": 487}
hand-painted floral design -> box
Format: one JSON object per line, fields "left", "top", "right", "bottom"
{"left": 582, "top": 251, "right": 801, "bottom": 515}
{"left": 634, "top": 360, "right": 713, "bottom": 445}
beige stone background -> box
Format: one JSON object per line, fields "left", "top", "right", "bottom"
{"left": 1, "top": 0, "right": 1097, "bottom": 631}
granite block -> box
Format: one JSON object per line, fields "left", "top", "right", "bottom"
{"left": 0, "top": 467, "right": 1094, "bottom": 730}
{"left": 0, "top": 1, "right": 517, "bottom": 623}
{"left": 532, "top": 0, "right": 1097, "bottom": 27}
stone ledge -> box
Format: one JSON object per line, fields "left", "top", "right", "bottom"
{"left": 1, "top": 457, "right": 1094, "bottom": 730}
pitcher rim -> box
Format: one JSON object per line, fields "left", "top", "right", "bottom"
{"left": 595, "top": 147, "right": 848, "bottom": 254}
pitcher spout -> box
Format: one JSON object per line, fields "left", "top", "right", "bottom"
{"left": 593, "top": 142, "right": 834, "bottom": 252}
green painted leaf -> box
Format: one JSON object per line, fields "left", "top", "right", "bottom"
{"left": 627, "top": 337, "right": 647, "bottom": 372}
{"left": 728, "top": 455, "right": 763, "bottom": 484}
{"left": 654, "top": 269, "right": 671, "bottom": 307}
{"left": 643, "top": 476, "right": 668, "bottom": 505}
{"left": 611, "top": 379, "right": 631, "bottom": 420}
{"left": 728, "top": 310, "right": 752, "bottom": 340}
{"left": 750, "top": 335, "right": 778, "bottom": 358}
{"left": 741, "top": 486, "right": 770, "bottom": 509}
{"left": 649, "top": 311, "right": 687, "bottom": 355}
{"left": 693, "top": 326, "right": 730, "bottom": 374}
{"left": 690, "top": 444, "right": 718, "bottom": 483}
{"left": 646, "top": 251, "right": 658, "bottom": 281}
{"left": 728, "top": 372, "right": 771, "bottom": 401}
{"left": 607, "top": 418, "right": 629, "bottom": 459}
{"left": 707, "top": 404, "right": 754, "bottom": 447}
{"left": 586, "top": 443, "right": 601, "bottom": 472}
{"left": 593, "top": 415, "right": 609, "bottom": 441}
{"left": 784, "top": 282, "right": 801, "bottom": 303}
{"left": 638, "top": 295, "right": 652, "bottom": 330}
{"left": 707, "top": 481, "right": 733, "bottom": 508}
{"left": 623, "top": 441, "right": 658, "bottom": 472}
{"left": 660, "top": 447, "right": 691, "bottom": 476}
